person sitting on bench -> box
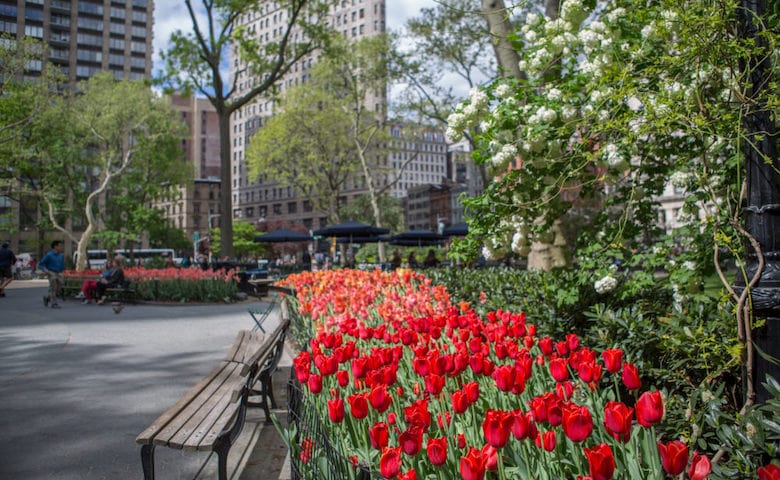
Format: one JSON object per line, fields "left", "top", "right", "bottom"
{"left": 96, "top": 257, "right": 126, "bottom": 305}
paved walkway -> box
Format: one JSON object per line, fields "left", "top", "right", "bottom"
{"left": 0, "top": 280, "right": 287, "bottom": 480}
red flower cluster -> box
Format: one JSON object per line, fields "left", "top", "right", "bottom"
{"left": 284, "top": 270, "right": 716, "bottom": 479}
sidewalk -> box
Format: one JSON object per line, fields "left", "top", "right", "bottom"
{"left": 0, "top": 280, "right": 291, "bottom": 480}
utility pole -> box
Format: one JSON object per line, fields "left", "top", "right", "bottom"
{"left": 735, "top": 0, "right": 779, "bottom": 403}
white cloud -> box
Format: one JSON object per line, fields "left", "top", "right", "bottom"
{"left": 152, "top": 1, "right": 191, "bottom": 75}
{"left": 387, "top": 0, "right": 438, "bottom": 30}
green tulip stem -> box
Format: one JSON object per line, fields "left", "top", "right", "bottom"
{"left": 497, "top": 445, "right": 506, "bottom": 480}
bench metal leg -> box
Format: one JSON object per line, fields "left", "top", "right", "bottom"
{"left": 214, "top": 437, "right": 230, "bottom": 480}
{"left": 140, "top": 444, "right": 155, "bottom": 480}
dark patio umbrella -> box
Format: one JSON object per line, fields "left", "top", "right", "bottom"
{"left": 389, "top": 230, "right": 446, "bottom": 247}
{"left": 313, "top": 220, "right": 390, "bottom": 238}
{"left": 336, "top": 235, "right": 390, "bottom": 244}
{"left": 443, "top": 222, "right": 468, "bottom": 237}
{"left": 253, "top": 228, "right": 312, "bottom": 243}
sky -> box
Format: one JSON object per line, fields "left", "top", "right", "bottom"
{"left": 152, "top": 0, "right": 439, "bottom": 74}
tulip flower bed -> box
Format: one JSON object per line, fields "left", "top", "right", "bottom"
{"left": 279, "top": 269, "right": 779, "bottom": 480}
{"left": 123, "top": 266, "right": 239, "bottom": 302}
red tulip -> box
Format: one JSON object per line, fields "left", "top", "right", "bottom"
{"left": 566, "top": 333, "right": 580, "bottom": 351}
{"left": 464, "top": 381, "right": 480, "bottom": 403}
{"left": 457, "top": 433, "right": 467, "bottom": 449}
{"left": 511, "top": 410, "right": 535, "bottom": 440}
{"left": 426, "top": 436, "right": 447, "bottom": 466}
{"left": 380, "top": 446, "right": 402, "bottom": 479}
{"left": 459, "top": 447, "right": 486, "bottom": 480}
{"left": 348, "top": 393, "right": 369, "bottom": 419}
{"left": 481, "top": 444, "right": 498, "bottom": 471}
{"left": 492, "top": 364, "right": 515, "bottom": 392}
{"left": 621, "top": 362, "right": 641, "bottom": 390}
{"left": 601, "top": 348, "right": 623, "bottom": 373}
{"left": 307, "top": 374, "right": 322, "bottom": 394}
{"left": 482, "top": 409, "right": 513, "bottom": 448}
{"left": 544, "top": 393, "right": 563, "bottom": 426}
{"left": 556, "top": 381, "right": 575, "bottom": 400}
{"left": 528, "top": 396, "right": 548, "bottom": 423}
{"left": 555, "top": 340, "right": 569, "bottom": 356}
{"left": 688, "top": 451, "right": 712, "bottom": 480}
{"left": 536, "top": 430, "right": 556, "bottom": 451}
{"left": 404, "top": 398, "right": 431, "bottom": 430}
{"left": 758, "top": 464, "right": 780, "bottom": 480}
{"left": 584, "top": 443, "right": 616, "bottom": 480}
{"left": 293, "top": 352, "right": 311, "bottom": 383}
{"left": 636, "top": 390, "right": 664, "bottom": 427}
{"left": 327, "top": 397, "right": 344, "bottom": 423}
{"left": 539, "top": 336, "right": 554, "bottom": 355}
{"left": 336, "top": 369, "right": 349, "bottom": 387}
{"left": 577, "top": 360, "right": 603, "bottom": 384}
{"left": 369, "top": 422, "right": 389, "bottom": 450}
{"left": 398, "top": 470, "right": 417, "bottom": 480}
{"left": 452, "top": 390, "right": 469, "bottom": 414}
{"left": 603, "top": 401, "right": 633, "bottom": 443}
{"left": 549, "top": 357, "right": 570, "bottom": 381}
{"left": 399, "top": 426, "right": 424, "bottom": 456}
{"left": 562, "top": 403, "right": 593, "bottom": 442}
{"left": 425, "top": 373, "right": 446, "bottom": 395}
{"left": 370, "top": 385, "right": 393, "bottom": 413}
{"left": 658, "top": 440, "right": 688, "bottom": 476}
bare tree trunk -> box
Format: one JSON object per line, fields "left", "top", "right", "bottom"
{"left": 480, "top": 0, "right": 523, "bottom": 79}
{"left": 481, "top": 0, "right": 567, "bottom": 271}
{"left": 218, "top": 112, "right": 234, "bottom": 258}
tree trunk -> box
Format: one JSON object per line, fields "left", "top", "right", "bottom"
{"left": 218, "top": 110, "right": 234, "bottom": 258}
{"left": 481, "top": 0, "right": 568, "bottom": 271}
{"left": 480, "top": 0, "right": 523, "bottom": 79}
{"left": 527, "top": 218, "right": 568, "bottom": 271}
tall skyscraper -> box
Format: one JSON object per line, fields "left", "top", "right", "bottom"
{"left": 0, "top": 0, "right": 154, "bottom": 84}
{"left": 229, "top": 0, "right": 386, "bottom": 231}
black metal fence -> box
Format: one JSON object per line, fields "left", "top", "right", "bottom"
{"left": 287, "top": 372, "right": 377, "bottom": 480}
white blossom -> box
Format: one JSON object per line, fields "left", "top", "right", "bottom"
{"left": 626, "top": 96, "right": 644, "bottom": 112}
{"left": 670, "top": 171, "right": 690, "bottom": 188}
{"left": 469, "top": 88, "right": 489, "bottom": 110}
{"left": 562, "top": 105, "right": 577, "bottom": 121}
{"left": 603, "top": 143, "right": 625, "bottom": 167}
{"left": 495, "top": 83, "right": 512, "bottom": 98}
{"left": 546, "top": 88, "right": 562, "bottom": 101}
{"left": 594, "top": 275, "right": 618, "bottom": 294}
{"left": 683, "top": 261, "right": 697, "bottom": 270}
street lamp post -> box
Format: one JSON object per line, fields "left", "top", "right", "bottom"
{"left": 735, "top": 0, "right": 779, "bottom": 404}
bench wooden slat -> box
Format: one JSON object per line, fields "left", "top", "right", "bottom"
{"left": 190, "top": 398, "right": 241, "bottom": 451}
{"left": 169, "top": 383, "right": 242, "bottom": 451}
{"left": 239, "top": 325, "right": 284, "bottom": 369}
{"left": 152, "top": 362, "right": 244, "bottom": 448}
{"left": 223, "top": 330, "right": 266, "bottom": 368}
{"left": 136, "top": 361, "right": 242, "bottom": 446}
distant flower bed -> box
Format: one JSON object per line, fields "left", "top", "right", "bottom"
{"left": 280, "top": 269, "right": 777, "bottom": 480}
{"left": 62, "top": 267, "right": 238, "bottom": 303}
{"left": 124, "top": 266, "right": 239, "bottom": 303}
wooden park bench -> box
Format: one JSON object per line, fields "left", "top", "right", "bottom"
{"left": 136, "top": 305, "right": 291, "bottom": 480}
{"left": 62, "top": 273, "right": 139, "bottom": 304}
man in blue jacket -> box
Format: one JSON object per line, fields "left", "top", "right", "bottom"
{"left": 39, "top": 240, "right": 65, "bottom": 308}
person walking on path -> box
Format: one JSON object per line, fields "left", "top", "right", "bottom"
{"left": 0, "top": 242, "right": 16, "bottom": 297}
{"left": 39, "top": 240, "right": 65, "bottom": 308}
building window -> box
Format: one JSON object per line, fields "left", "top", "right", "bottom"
{"left": 287, "top": 202, "right": 297, "bottom": 214}
{"left": 272, "top": 203, "right": 282, "bottom": 215}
